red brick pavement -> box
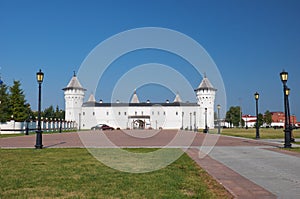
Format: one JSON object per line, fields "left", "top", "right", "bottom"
{"left": 0, "top": 130, "right": 281, "bottom": 148}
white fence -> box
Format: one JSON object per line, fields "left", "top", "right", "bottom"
{"left": 0, "top": 120, "right": 77, "bottom": 134}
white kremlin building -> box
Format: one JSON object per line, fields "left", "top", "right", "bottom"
{"left": 63, "top": 74, "right": 217, "bottom": 130}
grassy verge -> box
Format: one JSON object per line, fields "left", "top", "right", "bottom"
{"left": 221, "top": 128, "right": 300, "bottom": 139}
{"left": 0, "top": 130, "right": 77, "bottom": 138}
{"left": 0, "top": 148, "right": 232, "bottom": 199}
{"left": 282, "top": 147, "right": 300, "bottom": 152}
{"left": 0, "top": 134, "right": 24, "bottom": 138}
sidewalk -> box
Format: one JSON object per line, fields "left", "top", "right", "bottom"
{"left": 186, "top": 137, "right": 300, "bottom": 199}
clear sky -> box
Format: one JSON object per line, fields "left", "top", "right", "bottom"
{"left": 0, "top": 0, "right": 299, "bottom": 118}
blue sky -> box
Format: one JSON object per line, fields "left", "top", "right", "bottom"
{"left": 0, "top": 0, "right": 299, "bottom": 118}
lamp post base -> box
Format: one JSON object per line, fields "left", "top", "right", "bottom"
{"left": 284, "top": 129, "right": 292, "bottom": 148}
{"left": 35, "top": 130, "right": 43, "bottom": 149}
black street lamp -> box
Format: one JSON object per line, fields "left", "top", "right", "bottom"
{"left": 35, "top": 69, "right": 44, "bottom": 149}
{"left": 189, "top": 112, "right": 192, "bottom": 131}
{"left": 194, "top": 111, "right": 197, "bottom": 132}
{"left": 280, "top": 70, "right": 291, "bottom": 148}
{"left": 59, "top": 109, "right": 62, "bottom": 133}
{"left": 285, "top": 87, "right": 295, "bottom": 142}
{"left": 203, "top": 108, "right": 208, "bottom": 133}
{"left": 25, "top": 104, "right": 30, "bottom": 135}
{"left": 254, "top": 92, "right": 260, "bottom": 139}
{"left": 217, "top": 104, "right": 221, "bottom": 134}
{"left": 181, "top": 112, "right": 184, "bottom": 130}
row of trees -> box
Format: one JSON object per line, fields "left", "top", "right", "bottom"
{"left": 225, "top": 106, "right": 273, "bottom": 128}
{"left": 0, "top": 80, "right": 64, "bottom": 122}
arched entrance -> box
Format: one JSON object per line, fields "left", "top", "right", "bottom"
{"left": 128, "top": 115, "right": 150, "bottom": 129}
{"left": 133, "top": 119, "right": 145, "bottom": 129}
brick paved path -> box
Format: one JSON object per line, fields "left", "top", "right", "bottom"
{"left": 2, "top": 130, "right": 299, "bottom": 198}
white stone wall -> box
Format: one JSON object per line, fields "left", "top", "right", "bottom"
{"left": 80, "top": 105, "right": 206, "bottom": 130}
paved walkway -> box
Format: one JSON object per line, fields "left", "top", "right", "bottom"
{"left": 1, "top": 130, "right": 300, "bottom": 198}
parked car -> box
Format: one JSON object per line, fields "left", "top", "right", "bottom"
{"left": 91, "top": 124, "right": 114, "bottom": 131}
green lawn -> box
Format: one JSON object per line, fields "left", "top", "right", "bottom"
{"left": 0, "top": 130, "right": 77, "bottom": 138}
{"left": 220, "top": 128, "right": 300, "bottom": 139}
{"left": 0, "top": 134, "right": 24, "bottom": 138}
{"left": 282, "top": 147, "right": 300, "bottom": 152}
{"left": 0, "top": 148, "right": 232, "bottom": 199}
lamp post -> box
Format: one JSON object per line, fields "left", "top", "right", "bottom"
{"left": 59, "top": 109, "right": 62, "bottom": 133}
{"left": 194, "top": 111, "right": 197, "bottom": 132}
{"left": 181, "top": 112, "right": 184, "bottom": 130}
{"left": 35, "top": 69, "right": 44, "bottom": 149}
{"left": 25, "top": 104, "right": 30, "bottom": 135}
{"left": 285, "top": 87, "right": 295, "bottom": 142}
{"left": 204, "top": 108, "right": 208, "bottom": 133}
{"left": 217, "top": 104, "right": 221, "bottom": 134}
{"left": 280, "top": 70, "right": 291, "bottom": 148}
{"left": 254, "top": 92, "right": 260, "bottom": 139}
{"left": 189, "top": 112, "right": 192, "bottom": 131}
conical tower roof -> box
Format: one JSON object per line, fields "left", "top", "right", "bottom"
{"left": 63, "top": 72, "right": 86, "bottom": 91}
{"left": 130, "top": 90, "right": 140, "bottom": 103}
{"left": 195, "top": 75, "right": 216, "bottom": 91}
{"left": 173, "top": 92, "right": 182, "bottom": 103}
{"left": 87, "top": 93, "right": 96, "bottom": 102}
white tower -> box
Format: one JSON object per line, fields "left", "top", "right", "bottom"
{"left": 194, "top": 75, "right": 217, "bottom": 129}
{"left": 63, "top": 73, "right": 86, "bottom": 127}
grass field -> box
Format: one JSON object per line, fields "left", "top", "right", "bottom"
{"left": 282, "top": 147, "right": 300, "bottom": 152}
{"left": 0, "top": 130, "right": 77, "bottom": 138}
{"left": 0, "top": 148, "right": 232, "bottom": 199}
{"left": 220, "top": 128, "right": 300, "bottom": 139}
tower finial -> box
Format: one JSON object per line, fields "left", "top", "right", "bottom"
{"left": 73, "top": 71, "right": 76, "bottom": 77}
{"left": 204, "top": 72, "right": 207, "bottom": 78}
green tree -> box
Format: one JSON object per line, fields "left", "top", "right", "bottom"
{"left": 9, "top": 80, "right": 29, "bottom": 121}
{"left": 43, "top": 105, "right": 55, "bottom": 119}
{"left": 54, "top": 105, "right": 65, "bottom": 120}
{"left": 255, "top": 113, "right": 264, "bottom": 127}
{"left": 0, "top": 83, "right": 12, "bottom": 122}
{"left": 264, "top": 110, "right": 273, "bottom": 126}
{"left": 225, "top": 106, "right": 241, "bottom": 127}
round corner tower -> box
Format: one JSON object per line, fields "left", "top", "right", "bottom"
{"left": 194, "top": 75, "right": 217, "bottom": 129}
{"left": 63, "top": 73, "right": 86, "bottom": 126}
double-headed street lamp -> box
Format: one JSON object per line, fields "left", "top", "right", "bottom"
{"left": 217, "top": 104, "right": 221, "bottom": 134}
{"left": 280, "top": 70, "right": 292, "bottom": 148}
{"left": 254, "top": 92, "right": 260, "bottom": 139}
{"left": 285, "top": 87, "right": 295, "bottom": 142}
{"left": 35, "top": 69, "right": 44, "bottom": 149}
